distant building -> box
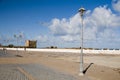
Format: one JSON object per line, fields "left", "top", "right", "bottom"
{"left": 25, "top": 40, "right": 37, "bottom": 48}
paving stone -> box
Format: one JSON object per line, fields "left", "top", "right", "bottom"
{"left": 20, "top": 64, "right": 78, "bottom": 80}
{"left": 0, "top": 64, "right": 30, "bottom": 80}
{"left": 0, "top": 50, "right": 82, "bottom": 80}
{"left": 0, "top": 64, "right": 78, "bottom": 80}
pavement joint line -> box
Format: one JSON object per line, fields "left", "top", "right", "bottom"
{"left": 17, "top": 66, "right": 35, "bottom": 80}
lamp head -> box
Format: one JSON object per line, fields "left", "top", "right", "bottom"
{"left": 78, "top": 7, "right": 86, "bottom": 16}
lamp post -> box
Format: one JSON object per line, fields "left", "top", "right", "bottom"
{"left": 3, "top": 39, "right": 9, "bottom": 54}
{"left": 14, "top": 34, "right": 22, "bottom": 54}
{"left": 78, "top": 7, "right": 86, "bottom": 76}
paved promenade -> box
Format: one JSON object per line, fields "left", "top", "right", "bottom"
{"left": 0, "top": 50, "right": 79, "bottom": 80}
{"left": 0, "top": 64, "right": 29, "bottom": 80}
{"left": 0, "top": 50, "right": 119, "bottom": 80}
{"left": 0, "top": 64, "right": 78, "bottom": 80}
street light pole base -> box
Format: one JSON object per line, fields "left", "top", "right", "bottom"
{"left": 79, "top": 73, "right": 84, "bottom": 76}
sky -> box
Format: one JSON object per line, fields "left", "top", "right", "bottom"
{"left": 0, "top": 0, "right": 120, "bottom": 48}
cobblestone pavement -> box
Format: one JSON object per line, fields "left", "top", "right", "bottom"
{"left": 0, "top": 64, "right": 30, "bottom": 80}
{"left": 0, "top": 64, "right": 78, "bottom": 80}
{"left": 0, "top": 50, "right": 89, "bottom": 80}
{"left": 20, "top": 64, "right": 78, "bottom": 80}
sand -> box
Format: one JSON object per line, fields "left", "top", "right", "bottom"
{"left": 0, "top": 50, "right": 120, "bottom": 80}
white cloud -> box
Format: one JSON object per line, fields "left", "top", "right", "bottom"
{"left": 35, "top": 35, "right": 48, "bottom": 43}
{"left": 60, "top": 35, "right": 80, "bottom": 42}
{"left": 89, "top": 6, "right": 120, "bottom": 28}
{"left": 48, "top": 5, "right": 120, "bottom": 48}
{"left": 49, "top": 14, "right": 81, "bottom": 36}
{"left": 112, "top": 0, "right": 120, "bottom": 12}
{"left": 48, "top": 14, "right": 82, "bottom": 47}
{"left": 50, "top": 7, "right": 119, "bottom": 36}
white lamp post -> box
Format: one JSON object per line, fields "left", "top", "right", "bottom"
{"left": 78, "top": 7, "right": 86, "bottom": 76}
{"left": 14, "top": 33, "right": 22, "bottom": 54}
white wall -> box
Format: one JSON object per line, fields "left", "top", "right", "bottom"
{"left": 0, "top": 48, "right": 120, "bottom": 54}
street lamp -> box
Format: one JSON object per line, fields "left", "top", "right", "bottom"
{"left": 3, "top": 39, "right": 9, "bottom": 54}
{"left": 14, "top": 33, "right": 23, "bottom": 54}
{"left": 78, "top": 7, "right": 86, "bottom": 76}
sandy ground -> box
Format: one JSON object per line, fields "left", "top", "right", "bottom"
{"left": 0, "top": 50, "right": 120, "bottom": 80}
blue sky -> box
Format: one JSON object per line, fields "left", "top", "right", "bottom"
{"left": 0, "top": 0, "right": 120, "bottom": 48}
